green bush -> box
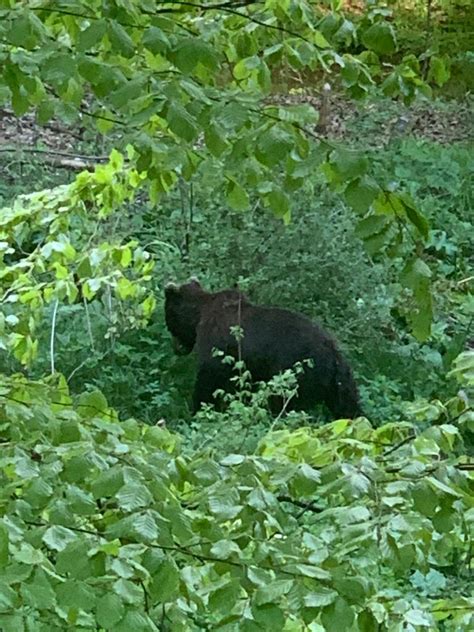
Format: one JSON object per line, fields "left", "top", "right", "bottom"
{"left": 0, "top": 371, "right": 472, "bottom": 630}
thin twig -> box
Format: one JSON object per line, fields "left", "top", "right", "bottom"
{"left": 447, "top": 406, "right": 473, "bottom": 426}
{"left": 84, "top": 298, "right": 95, "bottom": 350}
{"left": 277, "top": 494, "right": 323, "bottom": 514}
{"left": 381, "top": 433, "right": 416, "bottom": 458}
{"left": 22, "top": 518, "right": 328, "bottom": 582}
{"left": 156, "top": 1, "right": 313, "bottom": 44}
{"left": 0, "top": 146, "right": 108, "bottom": 162}
{"left": 0, "top": 392, "right": 117, "bottom": 420}
{"left": 50, "top": 300, "right": 59, "bottom": 375}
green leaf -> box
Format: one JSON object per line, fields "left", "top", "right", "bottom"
{"left": 14, "top": 544, "right": 44, "bottom": 566}
{"left": 210, "top": 539, "right": 241, "bottom": 558}
{"left": 20, "top": 569, "right": 56, "bottom": 609}
{"left": 234, "top": 56, "right": 255, "bottom": 81}
{"left": 113, "top": 579, "right": 143, "bottom": 605}
{"left": 334, "top": 577, "right": 372, "bottom": 605}
{"left": 208, "top": 579, "right": 241, "bottom": 614}
{"left": 220, "top": 454, "right": 245, "bottom": 466}
{"left": 116, "top": 277, "right": 137, "bottom": 300}
{"left": 344, "top": 178, "right": 378, "bottom": 214}
{"left": 96, "top": 593, "right": 125, "bottom": 628}
{"left": 114, "top": 610, "right": 153, "bottom": 632}
{"left": 254, "top": 580, "right": 293, "bottom": 606}
{"left": 43, "top": 526, "right": 77, "bottom": 552}
{"left": 283, "top": 564, "right": 331, "bottom": 580}
{"left": 149, "top": 559, "right": 179, "bottom": 602}
{"left": 77, "top": 20, "right": 107, "bottom": 51}
{"left": 0, "top": 523, "right": 9, "bottom": 568}
{"left": 330, "top": 150, "right": 369, "bottom": 183}
{"left": 400, "top": 196, "right": 429, "bottom": 239}
{"left": 36, "top": 98, "right": 55, "bottom": 124}
{"left": 252, "top": 603, "right": 285, "bottom": 629}
{"left": 411, "top": 569, "right": 447, "bottom": 595}
{"left": 448, "top": 351, "right": 474, "bottom": 386}
{"left": 131, "top": 512, "right": 158, "bottom": 542}
{"left": 8, "top": 12, "right": 44, "bottom": 49}
{"left": 11, "top": 87, "right": 30, "bottom": 116}
{"left": 174, "top": 38, "right": 217, "bottom": 73}
{"left": 256, "top": 128, "right": 293, "bottom": 167}
{"left": 357, "top": 609, "right": 379, "bottom": 631}
{"left": 97, "top": 110, "right": 116, "bottom": 133}
{"left": 277, "top": 104, "right": 317, "bottom": 125}
{"left": 304, "top": 588, "right": 338, "bottom": 608}
{"left": 0, "top": 584, "right": 18, "bottom": 612}
{"left": 361, "top": 23, "right": 397, "bottom": 55}
{"left": 321, "top": 597, "right": 355, "bottom": 632}
{"left": 355, "top": 215, "right": 391, "bottom": 240}
{"left": 313, "top": 30, "right": 331, "bottom": 48}
{"left": 0, "top": 613, "right": 24, "bottom": 632}
{"left": 56, "top": 541, "right": 94, "bottom": 579}
{"left": 432, "top": 505, "right": 456, "bottom": 533}
{"left": 412, "top": 482, "right": 439, "bottom": 517}
{"left": 109, "top": 79, "right": 146, "bottom": 109}
{"left": 428, "top": 56, "right": 451, "bottom": 87}
{"left": 266, "top": 189, "right": 290, "bottom": 219}
{"left": 65, "top": 486, "right": 96, "bottom": 515}
{"left": 257, "top": 60, "right": 272, "bottom": 91}
{"left": 400, "top": 257, "right": 432, "bottom": 290}
{"left": 42, "top": 54, "right": 77, "bottom": 85}
{"left": 226, "top": 179, "right": 250, "bottom": 212}
{"left": 167, "top": 103, "right": 198, "bottom": 142}
{"left": 92, "top": 467, "right": 124, "bottom": 499}
{"left": 404, "top": 608, "right": 433, "bottom": 627}
{"left": 58, "top": 419, "right": 82, "bottom": 443}
{"left": 76, "top": 389, "right": 109, "bottom": 417}
{"left": 143, "top": 26, "right": 170, "bottom": 54}
{"left": 290, "top": 463, "right": 321, "bottom": 496}
{"left": 208, "top": 487, "right": 243, "bottom": 520}
{"left": 116, "top": 483, "right": 153, "bottom": 512}
{"left": 56, "top": 580, "right": 96, "bottom": 612}
{"left": 108, "top": 22, "right": 135, "bottom": 57}
{"left": 23, "top": 477, "right": 53, "bottom": 508}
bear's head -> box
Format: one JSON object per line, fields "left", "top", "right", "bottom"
{"left": 164, "top": 278, "right": 206, "bottom": 355}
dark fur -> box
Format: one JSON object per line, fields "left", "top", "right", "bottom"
{"left": 165, "top": 279, "right": 362, "bottom": 418}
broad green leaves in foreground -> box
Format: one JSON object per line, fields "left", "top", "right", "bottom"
{"left": 0, "top": 373, "right": 472, "bottom": 630}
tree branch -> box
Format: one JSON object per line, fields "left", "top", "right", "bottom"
{"left": 277, "top": 494, "right": 323, "bottom": 514}
{"left": 0, "top": 146, "right": 107, "bottom": 170}
{"left": 144, "top": 1, "right": 313, "bottom": 45}
{"left": 0, "top": 146, "right": 108, "bottom": 162}
{"left": 381, "top": 433, "right": 417, "bottom": 458}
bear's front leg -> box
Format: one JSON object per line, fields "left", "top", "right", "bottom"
{"left": 192, "top": 363, "right": 230, "bottom": 413}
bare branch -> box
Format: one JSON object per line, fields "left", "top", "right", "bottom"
{"left": 0, "top": 146, "right": 108, "bottom": 162}
{"left": 381, "top": 433, "right": 417, "bottom": 458}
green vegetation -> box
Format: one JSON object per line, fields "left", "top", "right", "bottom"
{"left": 0, "top": 0, "right": 472, "bottom": 629}
{"left": 0, "top": 367, "right": 472, "bottom": 631}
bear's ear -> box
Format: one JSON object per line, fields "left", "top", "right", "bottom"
{"left": 165, "top": 282, "right": 179, "bottom": 295}
{"left": 188, "top": 276, "right": 201, "bottom": 287}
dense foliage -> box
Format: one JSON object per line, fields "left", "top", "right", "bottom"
{"left": 0, "top": 362, "right": 473, "bottom": 630}
{"left": 1, "top": 0, "right": 460, "bottom": 348}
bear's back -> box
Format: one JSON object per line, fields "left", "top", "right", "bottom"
{"left": 197, "top": 297, "right": 337, "bottom": 367}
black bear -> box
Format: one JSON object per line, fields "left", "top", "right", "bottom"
{"left": 164, "top": 279, "right": 362, "bottom": 419}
